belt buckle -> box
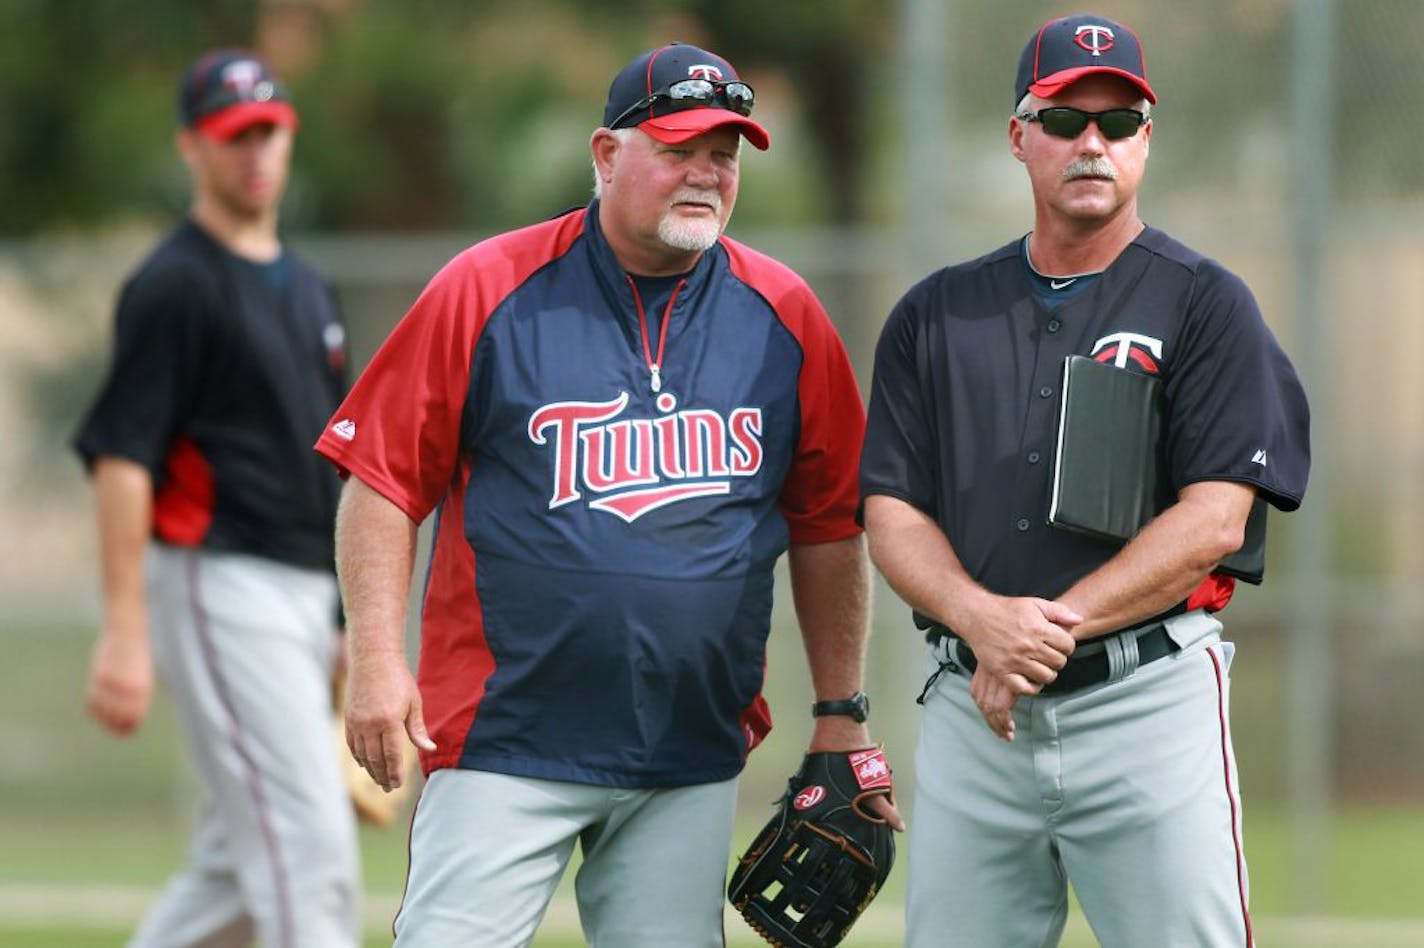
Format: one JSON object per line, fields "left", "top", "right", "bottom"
{"left": 1101, "top": 627, "right": 1142, "bottom": 684}
{"left": 1049, "top": 623, "right": 1161, "bottom": 696}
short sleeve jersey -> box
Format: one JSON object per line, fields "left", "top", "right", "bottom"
{"left": 861, "top": 227, "right": 1310, "bottom": 612}
{"left": 316, "top": 202, "right": 865, "bottom": 788}
{"left": 74, "top": 219, "right": 349, "bottom": 570}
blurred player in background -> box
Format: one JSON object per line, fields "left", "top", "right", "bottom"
{"left": 73, "top": 48, "right": 360, "bottom": 948}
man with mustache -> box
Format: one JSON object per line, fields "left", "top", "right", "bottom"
{"left": 317, "top": 42, "right": 902, "bottom": 947}
{"left": 860, "top": 13, "right": 1309, "bottom": 947}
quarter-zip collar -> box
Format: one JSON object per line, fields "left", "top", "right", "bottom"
{"left": 581, "top": 199, "right": 725, "bottom": 395}
{"left": 626, "top": 273, "right": 685, "bottom": 394}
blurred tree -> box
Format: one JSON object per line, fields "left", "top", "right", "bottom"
{"left": 7, "top": 0, "right": 1419, "bottom": 239}
{"left": 0, "top": 0, "right": 904, "bottom": 235}
{"left": 288, "top": 2, "right": 468, "bottom": 229}
{"left": 0, "top": 0, "right": 260, "bottom": 235}
{"left": 444, "top": 4, "right": 626, "bottom": 228}
{"left": 688, "top": 0, "right": 895, "bottom": 226}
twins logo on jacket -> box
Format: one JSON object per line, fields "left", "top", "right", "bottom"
{"left": 528, "top": 391, "right": 763, "bottom": 523}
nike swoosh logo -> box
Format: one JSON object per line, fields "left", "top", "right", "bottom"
{"left": 1050, "top": 278, "right": 1077, "bottom": 290}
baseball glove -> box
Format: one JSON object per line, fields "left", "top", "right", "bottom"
{"left": 728, "top": 747, "right": 895, "bottom": 948}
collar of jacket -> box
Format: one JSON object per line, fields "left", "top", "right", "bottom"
{"left": 582, "top": 198, "right": 726, "bottom": 333}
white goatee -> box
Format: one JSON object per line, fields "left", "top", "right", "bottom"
{"left": 658, "top": 189, "right": 723, "bottom": 252}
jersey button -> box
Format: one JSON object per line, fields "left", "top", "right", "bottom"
{"left": 1027, "top": 451, "right": 1041, "bottom": 464}
{"left": 1039, "top": 385, "right": 1053, "bottom": 398}
{"left": 1016, "top": 518, "right": 1031, "bottom": 532}
{"left": 1047, "top": 319, "right": 1061, "bottom": 333}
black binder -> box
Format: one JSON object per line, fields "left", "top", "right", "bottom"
{"left": 1047, "top": 355, "right": 1265, "bottom": 584}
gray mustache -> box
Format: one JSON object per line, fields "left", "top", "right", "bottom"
{"left": 672, "top": 189, "right": 721, "bottom": 211}
{"left": 1062, "top": 158, "right": 1119, "bottom": 181}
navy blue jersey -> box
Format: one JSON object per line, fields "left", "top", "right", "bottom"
{"left": 860, "top": 227, "right": 1309, "bottom": 615}
{"left": 317, "top": 202, "right": 865, "bottom": 788}
{"left": 74, "top": 219, "right": 348, "bottom": 570}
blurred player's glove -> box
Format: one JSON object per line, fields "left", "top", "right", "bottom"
{"left": 728, "top": 747, "right": 895, "bottom": 948}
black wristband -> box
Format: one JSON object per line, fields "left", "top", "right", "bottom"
{"left": 811, "top": 691, "right": 869, "bottom": 723}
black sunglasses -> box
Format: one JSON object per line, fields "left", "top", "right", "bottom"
{"left": 610, "top": 78, "right": 755, "bottom": 130}
{"left": 1017, "top": 107, "right": 1148, "bottom": 141}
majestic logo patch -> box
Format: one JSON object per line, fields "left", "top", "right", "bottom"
{"left": 849, "top": 748, "right": 892, "bottom": 791}
{"left": 1091, "top": 331, "right": 1163, "bottom": 373}
{"left": 1074, "top": 24, "right": 1116, "bottom": 56}
{"left": 331, "top": 419, "right": 356, "bottom": 441}
{"left": 528, "top": 391, "right": 764, "bottom": 523}
{"left": 794, "top": 785, "right": 827, "bottom": 810}
{"left": 1251, "top": 449, "right": 1268, "bottom": 466}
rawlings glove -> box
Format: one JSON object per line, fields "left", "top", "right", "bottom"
{"left": 729, "top": 747, "right": 895, "bottom": 948}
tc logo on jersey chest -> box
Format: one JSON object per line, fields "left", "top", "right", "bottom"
{"left": 1091, "top": 331, "right": 1163, "bottom": 373}
{"left": 528, "top": 391, "right": 764, "bottom": 523}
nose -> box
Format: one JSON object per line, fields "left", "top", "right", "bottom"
{"left": 1074, "top": 129, "right": 1109, "bottom": 158}
{"left": 684, "top": 153, "right": 719, "bottom": 188}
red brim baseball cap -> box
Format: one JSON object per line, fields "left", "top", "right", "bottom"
{"left": 1016, "top": 14, "right": 1157, "bottom": 106}
{"left": 180, "top": 48, "right": 300, "bottom": 140}
{"left": 1028, "top": 66, "right": 1155, "bottom": 104}
{"left": 639, "top": 109, "right": 770, "bottom": 151}
{"left": 604, "top": 42, "right": 771, "bottom": 151}
{"left": 195, "top": 100, "right": 299, "bottom": 140}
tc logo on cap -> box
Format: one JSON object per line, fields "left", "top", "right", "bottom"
{"left": 1074, "top": 25, "right": 1116, "bottom": 56}
{"left": 688, "top": 64, "right": 724, "bottom": 81}
{"left": 221, "top": 60, "right": 266, "bottom": 97}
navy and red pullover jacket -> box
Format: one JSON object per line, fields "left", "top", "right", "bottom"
{"left": 317, "top": 201, "right": 864, "bottom": 788}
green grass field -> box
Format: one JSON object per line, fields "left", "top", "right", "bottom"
{"left": 5, "top": 623, "right": 1424, "bottom": 945}
{"left": 4, "top": 803, "right": 1424, "bottom": 946}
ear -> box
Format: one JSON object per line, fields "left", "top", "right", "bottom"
{"left": 1008, "top": 116, "right": 1028, "bottom": 163}
{"left": 175, "top": 129, "right": 199, "bottom": 170}
{"left": 590, "top": 128, "right": 620, "bottom": 187}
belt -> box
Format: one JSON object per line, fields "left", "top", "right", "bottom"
{"left": 931, "top": 622, "right": 1177, "bottom": 696}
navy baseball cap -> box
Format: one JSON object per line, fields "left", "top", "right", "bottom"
{"left": 179, "top": 48, "right": 298, "bottom": 140}
{"left": 603, "top": 43, "right": 770, "bottom": 151}
{"left": 1015, "top": 14, "right": 1156, "bottom": 107}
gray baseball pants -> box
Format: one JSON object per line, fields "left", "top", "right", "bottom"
{"left": 906, "top": 609, "right": 1253, "bottom": 947}
{"left": 393, "top": 768, "right": 738, "bottom": 947}
{"left": 129, "top": 544, "right": 360, "bottom": 948}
